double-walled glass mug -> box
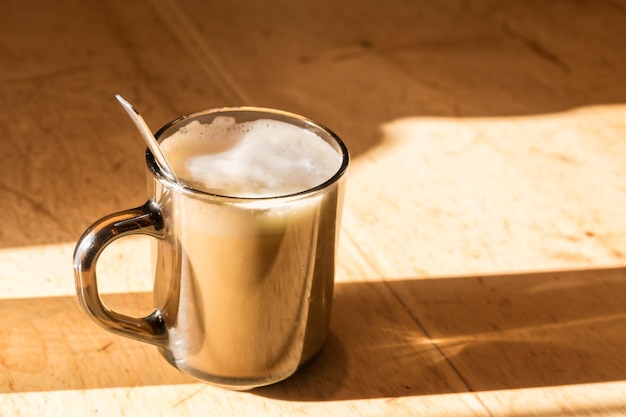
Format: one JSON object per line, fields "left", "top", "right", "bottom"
{"left": 73, "top": 107, "right": 349, "bottom": 390}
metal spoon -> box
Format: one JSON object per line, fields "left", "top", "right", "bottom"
{"left": 115, "top": 94, "right": 177, "bottom": 182}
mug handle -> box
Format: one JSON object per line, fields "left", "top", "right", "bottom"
{"left": 73, "top": 200, "right": 168, "bottom": 347}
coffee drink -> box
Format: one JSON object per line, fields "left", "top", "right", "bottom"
{"left": 74, "top": 107, "right": 348, "bottom": 390}
{"left": 151, "top": 112, "right": 346, "bottom": 388}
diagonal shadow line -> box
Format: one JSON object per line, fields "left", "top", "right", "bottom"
{"left": 1, "top": 266, "right": 625, "bottom": 400}
{"left": 257, "top": 266, "right": 626, "bottom": 401}
{"left": 397, "top": 266, "right": 626, "bottom": 393}
{"left": 3, "top": 0, "right": 626, "bottom": 254}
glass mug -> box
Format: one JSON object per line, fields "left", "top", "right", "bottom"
{"left": 73, "top": 107, "right": 349, "bottom": 390}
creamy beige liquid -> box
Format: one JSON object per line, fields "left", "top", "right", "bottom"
{"left": 152, "top": 116, "right": 344, "bottom": 388}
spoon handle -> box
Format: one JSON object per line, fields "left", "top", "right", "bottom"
{"left": 115, "top": 94, "right": 177, "bottom": 182}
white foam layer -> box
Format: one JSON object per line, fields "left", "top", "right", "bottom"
{"left": 160, "top": 117, "right": 342, "bottom": 197}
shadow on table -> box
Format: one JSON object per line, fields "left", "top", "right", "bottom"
{"left": 256, "top": 266, "right": 626, "bottom": 401}
{"left": 4, "top": 1, "right": 626, "bottom": 251}
{"left": 0, "top": 292, "right": 194, "bottom": 393}
{"left": 1, "top": 267, "right": 624, "bottom": 399}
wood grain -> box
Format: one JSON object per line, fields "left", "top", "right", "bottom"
{"left": 1, "top": 0, "right": 626, "bottom": 415}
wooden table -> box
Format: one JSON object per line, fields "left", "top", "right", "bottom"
{"left": 1, "top": 0, "right": 625, "bottom": 415}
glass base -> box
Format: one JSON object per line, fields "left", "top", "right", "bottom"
{"left": 158, "top": 347, "right": 315, "bottom": 390}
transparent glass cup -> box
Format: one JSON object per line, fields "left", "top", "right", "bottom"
{"left": 73, "top": 107, "right": 349, "bottom": 389}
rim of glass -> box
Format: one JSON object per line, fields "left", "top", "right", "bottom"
{"left": 146, "top": 106, "right": 349, "bottom": 202}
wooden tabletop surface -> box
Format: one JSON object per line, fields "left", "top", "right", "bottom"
{"left": 1, "top": 0, "right": 626, "bottom": 415}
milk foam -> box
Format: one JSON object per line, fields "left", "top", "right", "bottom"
{"left": 160, "top": 117, "right": 342, "bottom": 198}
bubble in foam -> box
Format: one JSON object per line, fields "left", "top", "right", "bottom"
{"left": 160, "top": 117, "right": 342, "bottom": 198}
